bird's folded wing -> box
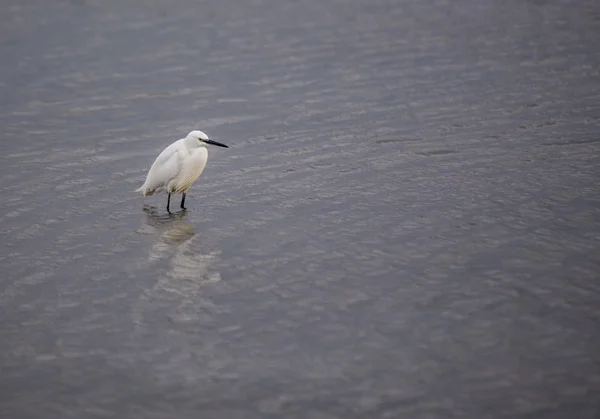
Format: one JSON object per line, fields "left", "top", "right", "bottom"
{"left": 144, "top": 144, "right": 185, "bottom": 192}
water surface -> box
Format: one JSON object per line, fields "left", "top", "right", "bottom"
{"left": 1, "top": 0, "right": 600, "bottom": 418}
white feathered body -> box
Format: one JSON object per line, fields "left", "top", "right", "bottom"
{"left": 136, "top": 137, "right": 208, "bottom": 197}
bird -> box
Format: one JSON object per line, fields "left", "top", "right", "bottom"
{"left": 136, "top": 130, "right": 228, "bottom": 212}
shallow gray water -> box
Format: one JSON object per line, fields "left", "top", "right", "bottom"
{"left": 1, "top": 0, "right": 600, "bottom": 418}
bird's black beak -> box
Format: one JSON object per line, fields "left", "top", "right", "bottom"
{"left": 205, "top": 139, "right": 229, "bottom": 148}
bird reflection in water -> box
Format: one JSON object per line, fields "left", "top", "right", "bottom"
{"left": 141, "top": 204, "right": 195, "bottom": 246}
{"left": 131, "top": 205, "right": 221, "bottom": 329}
{"left": 138, "top": 204, "right": 221, "bottom": 283}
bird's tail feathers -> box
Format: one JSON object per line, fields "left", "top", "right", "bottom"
{"left": 135, "top": 184, "right": 157, "bottom": 197}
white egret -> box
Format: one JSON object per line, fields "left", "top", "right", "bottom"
{"left": 136, "top": 130, "right": 228, "bottom": 212}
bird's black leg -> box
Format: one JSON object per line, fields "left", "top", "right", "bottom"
{"left": 180, "top": 193, "right": 187, "bottom": 210}
{"left": 166, "top": 193, "right": 171, "bottom": 213}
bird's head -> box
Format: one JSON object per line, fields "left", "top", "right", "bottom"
{"left": 187, "top": 130, "right": 228, "bottom": 148}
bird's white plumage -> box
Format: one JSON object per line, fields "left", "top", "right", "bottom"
{"left": 136, "top": 131, "right": 210, "bottom": 197}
